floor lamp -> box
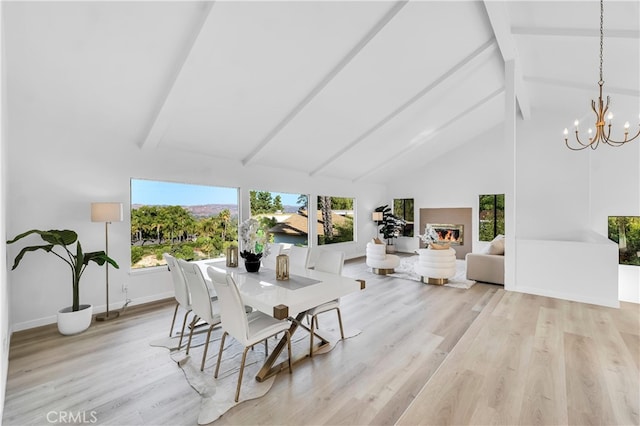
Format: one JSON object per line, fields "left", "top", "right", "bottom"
{"left": 91, "top": 202, "right": 123, "bottom": 321}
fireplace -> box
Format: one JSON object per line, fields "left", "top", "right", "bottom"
{"left": 427, "top": 223, "right": 464, "bottom": 245}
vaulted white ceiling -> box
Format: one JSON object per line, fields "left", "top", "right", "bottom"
{"left": 4, "top": 1, "right": 639, "bottom": 184}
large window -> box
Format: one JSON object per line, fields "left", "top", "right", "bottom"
{"left": 479, "top": 194, "right": 505, "bottom": 241}
{"left": 317, "top": 196, "right": 355, "bottom": 245}
{"left": 608, "top": 216, "right": 640, "bottom": 266}
{"left": 393, "top": 198, "right": 414, "bottom": 237}
{"left": 130, "top": 179, "right": 238, "bottom": 269}
{"left": 249, "top": 190, "right": 309, "bottom": 246}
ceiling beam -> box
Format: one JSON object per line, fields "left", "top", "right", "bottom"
{"left": 352, "top": 87, "right": 505, "bottom": 182}
{"left": 483, "top": 0, "right": 531, "bottom": 120}
{"left": 138, "top": 2, "right": 215, "bottom": 150}
{"left": 241, "top": 1, "right": 408, "bottom": 166}
{"left": 525, "top": 76, "right": 640, "bottom": 97}
{"left": 512, "top": 27, "right": 639, "bottom": 39}
{"left": 310, "top": 37, "right": 497, "bottom": 177}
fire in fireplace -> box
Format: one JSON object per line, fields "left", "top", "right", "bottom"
{"left": 426, "top": 223, "right": 464, "bottom": 245}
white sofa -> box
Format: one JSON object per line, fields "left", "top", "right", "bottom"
{"left": 465, "top": 253, "right": 504, "bottom": 285}
{"left": 366, "top": 241, "right": 400, "bottom": 275}
{"left": 465, "top": 235, "right": 505, "bottom": 285}
{"left": 414, "top": 247, "right": 457, "bottom": 285}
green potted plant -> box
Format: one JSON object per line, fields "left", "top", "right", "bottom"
{"left": 7, "top": 229, "right": 119, "bottom": 335}
{"left": 374, "top": 205, "right": 406, "bottom": 253}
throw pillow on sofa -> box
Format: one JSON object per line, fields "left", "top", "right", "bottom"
{"left": 483, "top": 234, "right": 505, "bottom": 255}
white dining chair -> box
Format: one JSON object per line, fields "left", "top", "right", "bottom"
{"left": 207, "top": 266, "right": 293, "bottom": 402}
{"left": 308, "top": 250, "right": 346, "bottom": 356}
{"left": 260, "top": 243, "right": 283, "bottom": 270}
{"left": 163, "top": 253, "right": 193, "bottom": 350}
{"left": 288, "top": 245, "right": 310, "bottom": 273}
{"left": 177, "top": 259, "right": 221, "bottom": 372}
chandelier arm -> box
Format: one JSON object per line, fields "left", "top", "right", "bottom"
{"left": 603, "top": 128, "right": 640, "bottom": 146}
{"left": 566, "top": 131, "right": 596, "bottom": 150}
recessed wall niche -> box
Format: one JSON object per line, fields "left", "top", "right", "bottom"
{"left": 419, "top": 208, "right": 472, "bottom": 260}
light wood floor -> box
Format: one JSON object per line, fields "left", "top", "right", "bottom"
{"left": 3, "top": 257, "right": 638, "bottom": 425}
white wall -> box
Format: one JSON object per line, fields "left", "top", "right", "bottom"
{"left": 0, "top": 3, "right": 8, "bottom": 419}
{"left": 5, "top": 128, "right": 385, "bottom": 330}
{"left": 389, "top": 109, "right": 639, "bottom": 307}
{"left": 589, "top": 133, "right": 640, "bottom": 303}
{"left": 387, "top": 123, "right": 508, "bottom": 253}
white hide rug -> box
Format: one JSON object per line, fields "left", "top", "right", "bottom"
{"left": 150, "top": 321, "right": 360, "bottom": 424}
{"left": 387, "top": 256, "right": 476, "bottom": 289}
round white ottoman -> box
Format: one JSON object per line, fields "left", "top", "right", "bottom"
{"left": 414, "top": 247, "right": 456, "bottom": 285}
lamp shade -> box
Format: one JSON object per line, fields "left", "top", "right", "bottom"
{"left": 372, "top": 212, "right": 383, "bottom": 222}
{"left": 91, "top": 202, "right": 123, "bottom": 223}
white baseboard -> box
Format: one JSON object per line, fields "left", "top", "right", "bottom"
{"left": 11, "top": 291, "right": 174, "bottom": 332}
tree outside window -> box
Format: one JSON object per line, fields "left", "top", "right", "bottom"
{"left": 130, "top": 179, "right": 239, "bottom": 269}
{"left": 317, "top": 196, "right": 355, "bottom": 245}
{"left": 479, "top": 194, "right": 505, "bottom": 241}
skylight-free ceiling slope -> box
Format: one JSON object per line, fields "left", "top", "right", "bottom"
{"left": 6, "top": 1, "right": 638, "bottom": 185}
{"left": 507, "top": 1, "right": 639, "bottom": 116}
{"left": 252, "top": 1, "right": 496, "bottom": 178}
{"left": 156, "top": 1, "right": 399, "bottom": 161}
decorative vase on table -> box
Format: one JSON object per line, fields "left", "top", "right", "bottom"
{"left": 240, "top": 251, "right": 263, "bottom": 273}
{"left": 244, "top": 259, "right": 261, "bottom": 273}
{"left": 239, "top": 217, "right": 271, "bottom": 273}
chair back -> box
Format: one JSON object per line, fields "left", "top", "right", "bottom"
{"left": 366, "top": 242, "right": 387, "bottom": 260}
{"left": 314, "top": 250, "right": 345, "bottom": 275}
{"left": 261, "top": 243, "right": 283, "bottom": 270}
{"left": 163, "top": 253, "right": 191, "bottom": 308}
{"left": 288, "top": 245, "right": 310, "bottom": 273}
{"left": 177, "top": 259, "right": 216, "bottom": 325}
{"left": 207, "top": 267, "right": 250, "bottom": 344}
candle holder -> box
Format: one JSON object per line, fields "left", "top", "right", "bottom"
{"left": 226, "top": 246, "right": 238, "bottom": 267}
{"left": 276, "top": 254, "right": 289, "bottom": 281}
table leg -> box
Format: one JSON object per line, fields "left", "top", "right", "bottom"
{"left": 255, "top": 311, "right": 331, "bottom": 382}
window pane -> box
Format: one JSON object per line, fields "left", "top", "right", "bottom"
{"left": 130, "top": 178, "right": 238, "bottom": 269}
{"left": 249, "top": 190, "right": 309, "bottom": 247}
{"left": 317, "top": 196, "right": 355, "bottom": 245}
{"left": 479, "top": 194, "right": 504, "bottom": 241}
{"left": 393, "top": 198, "right": 414, "bottom": 237}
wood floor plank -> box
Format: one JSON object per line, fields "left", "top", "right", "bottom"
{"left": 3, "top": 258, "right": 639, "bottom": 426}
{"left": 517, "top": 306, "right": 568, "bottom": 426}
{"left": 564, "top": 332, "right": 617, "bottom": 425}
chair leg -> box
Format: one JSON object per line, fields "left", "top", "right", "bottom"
{"left": 186, "top": 315, "right": 199, "bottom": 355}
{"left": 169, "top": 303, "right": 179, "bottom": 336}
{"left": 214, "top": 332, "right": 228, "bottom": 379}
{"left": 336, "top": 308, "right": 345, "bottom": 340}
{"left": 200, "top": 324, "right": 215, "bottom": 371}
{"left": 177, "top": 310, "right": 192, "bottom": 350}
{"left": 235, "top": 347, "right": 250, "bottom": 402}
{"left": 264, "top": 339, "right": 269, "bottom": 357}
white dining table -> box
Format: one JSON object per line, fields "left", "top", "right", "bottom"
{"left": 193, "top": 259, "right": 364, "bottom": 381}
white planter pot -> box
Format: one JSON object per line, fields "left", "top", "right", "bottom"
{"left": 57, "top": 304, "right": 92, "bottom": 335}
{"left": 386, "top": 244, "right": 396, "bottom": 254}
